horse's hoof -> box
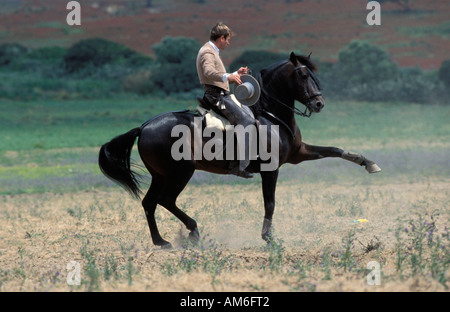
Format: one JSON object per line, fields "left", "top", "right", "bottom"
{"left": 188, "top": 228, "right": 200, "bottom": 243}
{"left": 261, "top": 218, "right": 272, "bottom": 243}
{"left": 366, "top": 162, "right": 381, "bottom": 174}
{"left": 160, "top": 242, "right": 173, "bottom": 249}
{"left": 262, "top": 233, "right": 271, "bottom": 244}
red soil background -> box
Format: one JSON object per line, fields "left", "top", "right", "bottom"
{"left": 1, "top": 0, "right": 448, "bottom": 69}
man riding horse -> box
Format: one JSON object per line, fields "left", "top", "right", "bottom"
{"left": 196, "top": 22, "right": 256, "bottom": 178}
{"left": 99, "top": 32, "right": 381, "bottom": 248}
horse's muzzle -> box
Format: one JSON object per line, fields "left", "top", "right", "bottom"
{"left": 310, "top": 96, "right": 324, "bottom": 113}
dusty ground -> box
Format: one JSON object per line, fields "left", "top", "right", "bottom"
{"left": 1, "top": 176, "right": 449, "bottom": 292}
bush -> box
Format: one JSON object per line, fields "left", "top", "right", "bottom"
{"left": 122, "top": 70, "right": 155, "bottom": 95}
{"left": 0, "top": 39, "right": 156, "bottom": 99}
{"left": 150, "top": 37, "right": 201, "bottom": 94}
{"left": 337, "top": 40, "right": 398, "bottom": 86}
{"left": 27, "top": 46, "right": 67, "bottom": 63}
{"left": 5, "top": 46, "right": 67, "bottom": 78}
{"left": 0, "top": 43, "right": 29, "bottom": 66}
{"left": 316, "top": 40, "right": 448, "bottom": 103}
{"left": 64, "top": 38, "right": 146, "bottom": 74}
{"left": 322, "top": 67, "right": 440, "bottom": 103}
{"left": 396, "top": 67, "right": 437, "bottom": 103}
{"left": 438, "top": 59, "right": 450, "bottom": 88}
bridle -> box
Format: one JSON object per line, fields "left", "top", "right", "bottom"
{"left": 259, "top": 63, "right": 323, "bottom": 118}
{"left": 255, "top": 61, "right": 324, "bottom": 139}
{"left": 292, "top": 64, "right": 323, "bottom": 117}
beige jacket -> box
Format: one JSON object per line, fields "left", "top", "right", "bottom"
{"left": 196, "top": 42, "right": 230, "bottom": 92}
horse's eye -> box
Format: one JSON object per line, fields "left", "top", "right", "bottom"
{"left": 298, "top": 70, "right": 308, "bottom": 79}
{"left": 296, "top": 66, "right": 308, "bottom": 78}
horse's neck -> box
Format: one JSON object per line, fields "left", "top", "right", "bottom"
{"left": 257, "top": 80, "right": 296, "bottom": 130}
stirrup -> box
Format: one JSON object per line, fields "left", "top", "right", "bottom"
{"left": 228, "top": 165, "right": 254, "bottom": 179}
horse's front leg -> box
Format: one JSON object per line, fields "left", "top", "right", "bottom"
{"left": 260, "top": 169, "right": 279, "bottom": 243}
{"left": 341, "top": 151, "right": 381, "bottom": 173}
{"left": 299, "top": 143, "right": 381, "bottom": 173}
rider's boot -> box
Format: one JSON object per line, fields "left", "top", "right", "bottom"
{"left": 220, "top": 95, "right": 255, "bottom": 179}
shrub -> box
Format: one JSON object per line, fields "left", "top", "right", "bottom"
{"left": 0, "top": 43, "right": 29, "bottom": 66}
{"left": 316, "top": 40, "right": 448, "bottom": 103}
{"left": 122, "top": 70, "right": 155, "bottom": 95}
{"left": 150, "top": 37, "right": 201, "bottom": 94}
{"left": 337, "top": 40, "right": 398, "bottom": 86}
{"left": 397, "top": 67, "right": 437, "bottom": 103}
{"left": 6, "top": 46, "right": 67, "bottom": 78}
{"left": 64, "top": 38, "right": 138, "bottom": 74}
{"left": 438, "top": 59, "right": 450, "bottom": 88}
{"left": 27, "top": 46, "right": 67, "bottom": 63}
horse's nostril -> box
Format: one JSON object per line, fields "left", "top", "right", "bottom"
{"left": 316, "top": 102, "right": 323, "bottom": 109}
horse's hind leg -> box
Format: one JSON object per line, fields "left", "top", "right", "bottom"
{"left": 158, "top": 171, "right": 200, "bottom": 245}
{"left": 142, "top": 175, "right": 172, "bottom": 248}
{"left": 142, "top": 170, "right": 198, "bottom": 248}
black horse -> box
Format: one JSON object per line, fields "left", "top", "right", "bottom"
{"left": 98, "top": 52, "right": 381, "bottom": 248}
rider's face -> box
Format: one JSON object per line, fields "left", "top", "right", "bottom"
{"left": 216, "top": 35, "right": 230, "bottom": 50}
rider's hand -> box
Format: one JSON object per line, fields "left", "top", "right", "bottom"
{"left": 228, "top": 73, "right": 242, "bottom": 85}
{"left": 237, "top": 67, "right": 249, "bottom": 75}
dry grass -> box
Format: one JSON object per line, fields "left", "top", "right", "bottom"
{"left": 1, "top": 177, "right": 449, "bottom": 292}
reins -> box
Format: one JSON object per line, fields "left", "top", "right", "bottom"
{"left": 258, "top": 64, "right": 322, "bottom": 119}
{"left": 255, "top": 62, "right": 323, "bottom": 139}
{"left": 261, "top": 87, "right": 313, "bottom": 118}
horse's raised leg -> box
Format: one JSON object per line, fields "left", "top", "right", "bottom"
{"left": 341, "top": 151, "right": 381, "bottom": 173}
{"left": 299, "top": 143, "right": 381, "bottom": 173}
{"left": 260, "top": 169, "right": 279, "bottom": 243}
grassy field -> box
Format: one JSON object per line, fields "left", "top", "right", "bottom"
{"left": 0, "top": 97, "right": 449, "bottom": 292}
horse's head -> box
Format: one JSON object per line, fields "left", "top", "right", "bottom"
{"left": 288, "top": 52, "right": 324, "bottom": 114}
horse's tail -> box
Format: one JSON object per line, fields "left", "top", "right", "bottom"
{"left": 98, "top": 127, "right": 143, "bottom": 199}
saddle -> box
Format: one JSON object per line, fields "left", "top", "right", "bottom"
{"left": 195, "top": 95, "right": 255, "bottom": 131}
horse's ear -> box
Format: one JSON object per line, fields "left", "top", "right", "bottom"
{"left": 307, "top": 52, "right": 312, "bottom": 60}
{"left": 289, "top": 52, "right": 298, "bottom": 65}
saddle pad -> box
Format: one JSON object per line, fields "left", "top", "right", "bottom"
{"left": 196, "top": 106, "right": 230, "bottom": 131}
{"left": 196, "top": 95, "right": 254, "bottom": 131}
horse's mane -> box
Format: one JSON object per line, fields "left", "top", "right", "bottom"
{"left": 297, "top": 55, "right": 318, "bottom": 72}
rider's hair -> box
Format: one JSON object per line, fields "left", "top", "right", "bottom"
{"left": 210, "top": 22, "right": 233, "bottom": 41}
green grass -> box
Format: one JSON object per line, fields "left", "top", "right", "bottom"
{"left": 2, "top": 98, "right": 448, "bottom": 152}
{"left": 0, "top": 97, "right": 193, "bottom": 151}
{"left": 299, "top": 101, "right": 450, "bottom": 148}
{"left": 0, "top": 97, "right": 449, "bottom": 195}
